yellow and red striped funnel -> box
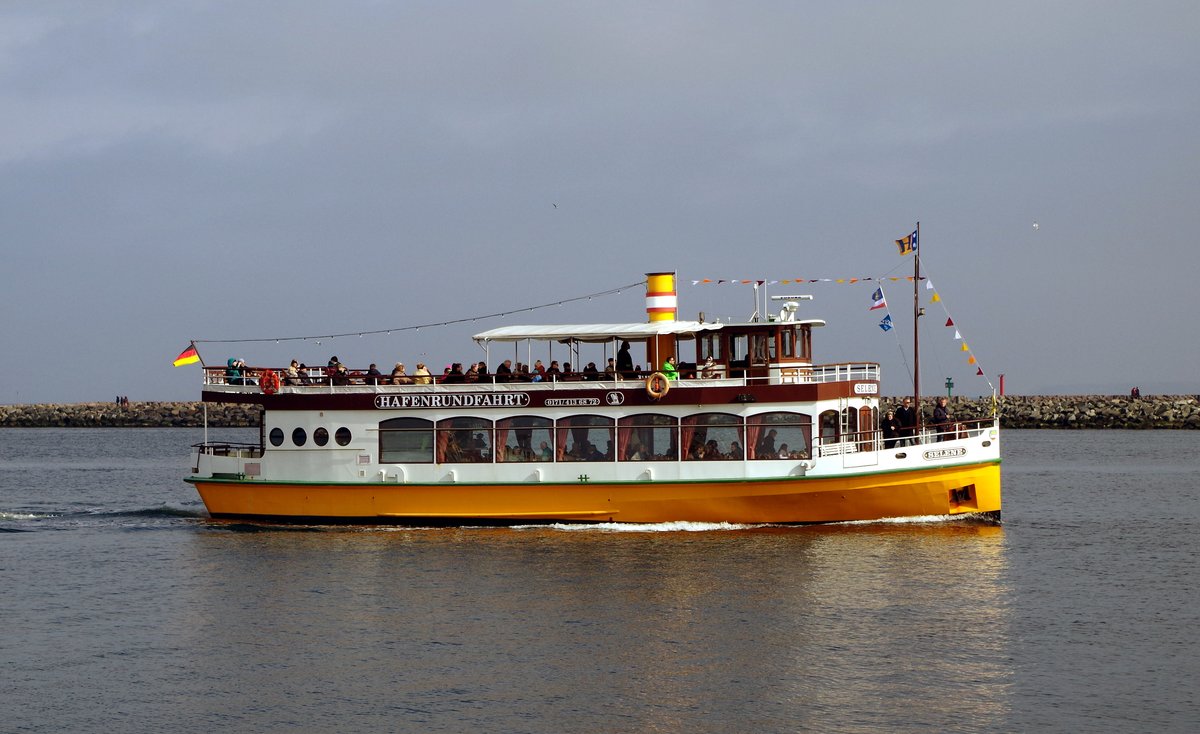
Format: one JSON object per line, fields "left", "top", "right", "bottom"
{"left": 645, "top": 272, "right": 677, "bottom": 322}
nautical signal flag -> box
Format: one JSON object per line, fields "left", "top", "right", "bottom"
{"left": 869, "top": 287, "right": 887, "bottom": 311}
{"left": 879, "top": 314, "right": 893, "bottom": 331}
{"left": 172, "top": 344, "right": 200, "bottom": 367}
{"left": 895, "top": 229, "right": 918, "bottom": 255}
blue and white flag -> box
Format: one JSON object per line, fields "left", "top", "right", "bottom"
{"left": 879, "top": 313, "right": 893, "bottom": 331}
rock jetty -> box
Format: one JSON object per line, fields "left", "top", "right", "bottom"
{"left": 0, "top": 402, "right": 261, "bottom": 428}
{"left": 0, "top": 396, "right": 1197, "bottom": 429}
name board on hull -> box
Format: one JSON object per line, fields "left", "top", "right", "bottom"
{"left": 853, "top": 383, "right": 879, "bottom": 395}
{"left": 375, "top": 393, "right": 531, "bottom": 409}
{"left": 923, "top": 447, "right": 967, "bottom": 460}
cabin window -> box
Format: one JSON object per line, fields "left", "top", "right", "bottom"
{"left": 819, "top": 410, "right": 839, "bottom": 443}
{"left": 496, "top": 416, "right": 554, "bottom": 462}
{"left": 780, "top": 328, "right": 796, "bottom": 359}
{"left": 313, "top": 427, "right": 329, "bottom": 447}
{"left": 682, "top": 413, "right": 743, "bottom": 461}
{"left": 746, "top": 412, "right": 812, "bottom": 459}
{"left": 556, "top": 415, "right": 615, "bottom": 462}
{"left": 697, "top": 333, "right": 722, "bottom": 363}
{"left": 750, "top": 334, "right": 769, "bottom": 365}
{"left": 800, "top": 326, "right": 812, "bottom": 360}
{"left": 291, "top": 427, "right": 307, "bottom": 447}
{"left": 436, "top": 417, "right": 493, "bottom": 463}
{"left": 379, "top": 417, "right": 434, "bottom": 463}
{"left": 269, "top": 427, "right": 284, "bottom": 447}
{"left": 617, "top": 414, "right": 678, "bottom": 461}
{"left": 335, "top": 427, "right": 352, "bottom": 446}
{"left": 843, "top": 407, "right": 858, "bottom": 441}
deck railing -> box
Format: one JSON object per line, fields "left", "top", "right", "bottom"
{"left": 202, "top": 362, "right": 880, "bottom": 389}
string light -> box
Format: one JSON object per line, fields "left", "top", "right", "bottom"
{"left": 192, "top": 279, "right": 647, "bottom": 345}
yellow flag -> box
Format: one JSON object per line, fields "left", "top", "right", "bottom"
{"left": 931, "top": 292, "right": 941, "bottom": 302}
{"left": 961, "top": 342, "right": 969, "bottom": 352}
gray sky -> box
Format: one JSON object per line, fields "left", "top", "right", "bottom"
{"left": 3, "top": 1, "right": 1197, "bottom": 404}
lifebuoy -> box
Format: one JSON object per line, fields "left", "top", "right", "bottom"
{"left": 260, "top": 369, "right": 281, "bottom": 395}
{"left": 645, "top": 372, "right": 669, "bottom": 400}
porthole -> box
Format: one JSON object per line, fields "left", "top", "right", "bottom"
{"left": 269, "top": 427, "right": 284, "bottom": 446}
{"left": 292, "top": 427, "right": 307, "bottom": 447}
{"left": 314, "top": 427, "right": 329, "bottom": 446}
{"left": 335, "top": 427, "right": 352, "bottom": 446}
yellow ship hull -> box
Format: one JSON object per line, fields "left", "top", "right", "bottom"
{"left": 188, "top": 460, "right": 1000, "bottom": 525}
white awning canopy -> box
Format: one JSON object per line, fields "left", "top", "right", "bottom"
{"left": 473, "top": 319, "right": 824, "bottom": 344}
{"left": 473, "top": 321, "right": 722, "bottom": 344}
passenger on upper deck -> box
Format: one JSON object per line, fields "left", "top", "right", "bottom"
{"left": 546, "top": 361, "right": 561, "bottom": 380}
{"left": 476, "top": 361, "right": 490, "bottom": 383}
{"left": 391, "top": 362, "right": 411, "bottom": 384}
{"left": 331, "top": 364, "right": 351, "bottom": 386}
{"left": 661, "top": 356, "right": 679, "bottom": 380}
{"left": 366, "top": 363, "right": 383, "bottom": 385}
{"left": 413, "top": 363, "right": 432, "bottom": 384}
{"left": 226, "top": 358, "right": 248, "bottom": 386}
{"left": 617, "top": 341, "right": 633, "bottom": 379}
{"left": 495, "top": 360, "right": 513, "bottom": 383}
{"left": 533, "top": 360, "right": 547, "bottom": 380}
{"left": 464, "top": 363, "right": 479, "bottom": 383}
{"left": 700, "top": 357, "right": 718, "bottom": 379}
{"left": 582, "top": 362, "right": 599, "bottom": 381}
{"left": 444, "top": 363, "right": 465, "bottom": 384}
{"left": 604, "top": 358, "right": 616, "bottom": 380}
{"left": 285, "top": 360, "right": 302, "bottom": 386}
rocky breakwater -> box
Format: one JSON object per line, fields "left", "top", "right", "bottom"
{"left": 0, "top": 402, "right": 262, "bottom": 428}
{"left": 881, "top": 395, "right": 1200, "bottom": 429}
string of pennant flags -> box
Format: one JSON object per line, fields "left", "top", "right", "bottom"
{"left": 692, "top": 276, "right": 924, "bottom": 285}
{"left": 689, "top": 225, "right": 992, "bottom": 388}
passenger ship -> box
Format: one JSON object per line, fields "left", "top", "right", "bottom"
{"left": 187, "top": 273, "right": 1001, "bottom": 524}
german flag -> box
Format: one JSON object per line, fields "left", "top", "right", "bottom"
{"left": 172, "top": 344, "right": 200, "bottom": 367}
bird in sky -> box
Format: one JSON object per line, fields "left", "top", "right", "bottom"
{"left": 1033, "top": 221, "right": 1039, "bottom": 231}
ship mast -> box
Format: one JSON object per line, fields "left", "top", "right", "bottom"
{"left": 912, "top": 221, "right": 922, "bottom": 430}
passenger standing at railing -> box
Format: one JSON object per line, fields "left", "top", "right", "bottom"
{"left": 933, "top": 397, "right": 953, "bottom": 441}
{"left": 617, "top": 341, "right": 633, "bottom": 379}
{"left": 881, "top": 410, "right": 901, "bottom": 448}
{"left": 895, "top": 398, "right": 917, "bottom": 446}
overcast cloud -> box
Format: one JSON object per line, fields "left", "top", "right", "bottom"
{"left": 2, "top": 1, "right": 1197, "bottom": 403}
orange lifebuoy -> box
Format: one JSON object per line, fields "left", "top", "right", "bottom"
{"left": 260, "top": 369, "right": 281, "bottom": 395}
{"left": 645, "top": 372, "right": 669, "bottom": 400}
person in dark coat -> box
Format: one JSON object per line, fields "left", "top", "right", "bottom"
{"left": 895, "top": 398, "right": 917, "bottom": 446}
{"left": 881, "top": 410, "right": 902, "bottom": 449}
{"left": 616, "top": 341, "right": 634, "bottom": 378}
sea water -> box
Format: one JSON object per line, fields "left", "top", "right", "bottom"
{"left": 1, "top": 428, "right": 1197, "bottom": 733}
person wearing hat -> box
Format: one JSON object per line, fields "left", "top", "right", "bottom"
{"left": 700, "top": 356, "right": 719, "bottom": 379}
